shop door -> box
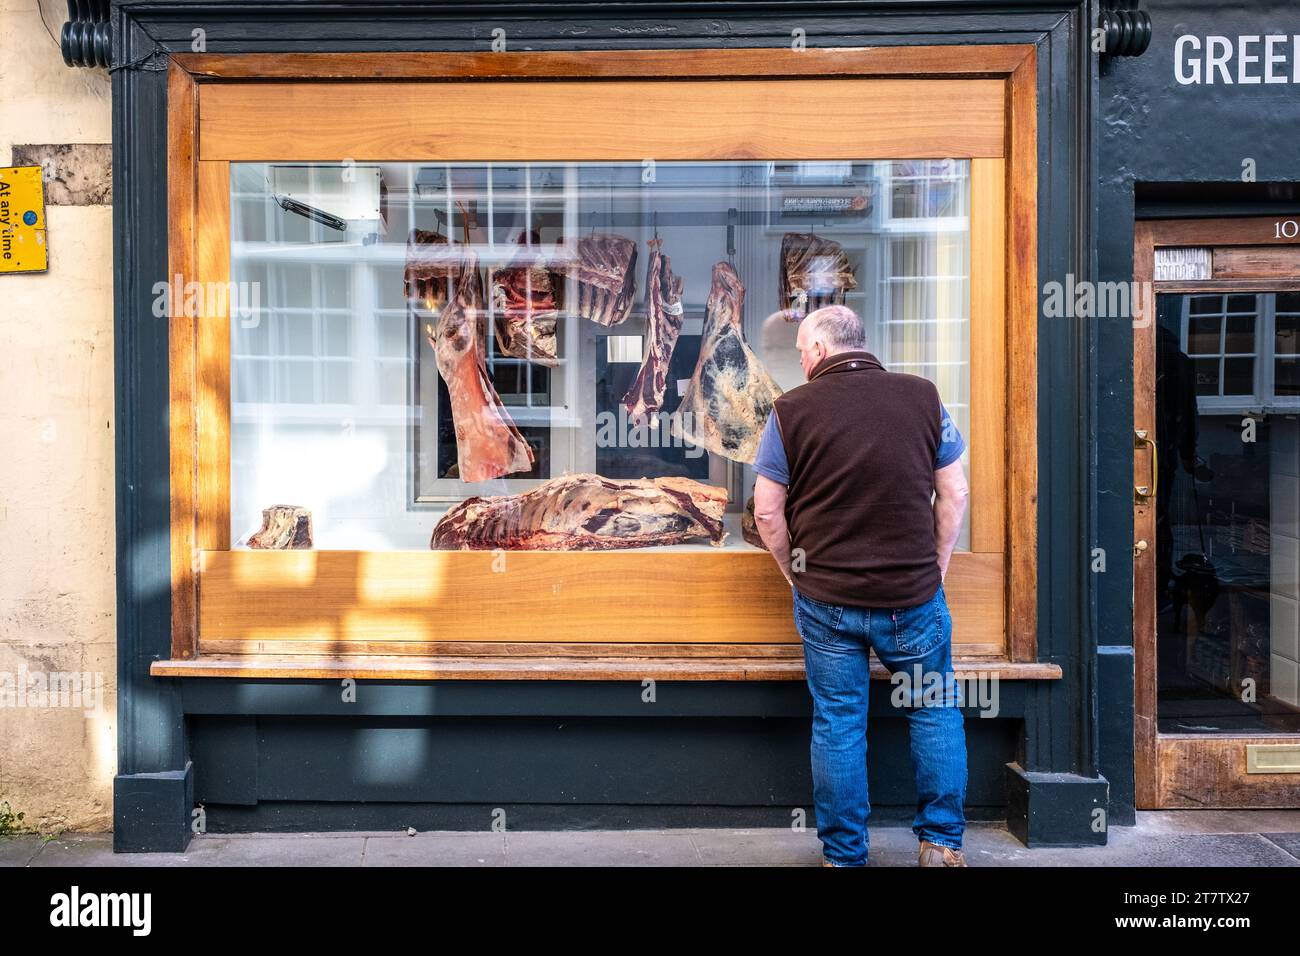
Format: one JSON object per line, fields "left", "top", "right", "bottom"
{"left": 1134, "top": 217, "right": 1300, "bottom": 807}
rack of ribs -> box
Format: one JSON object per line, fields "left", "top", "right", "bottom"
{"left": 489, "top": 230, "right": 560, "bottom": 367}
{"left": 551, "top": 232, "right": 638, "bottom": 326}
{"left": 622, "top": 238, "right": 686, "bottom": 417}
{"left": 430, "top": 473, "right": 728, "bottom": 550}
{"left": 673, "top": 261, "right": 782, "bottom": 463}
{"left": 778, "top": 232, "right": 858, "bottom": 320}
{"left": 426, "top": 251, "right": 535, "bottom": 482}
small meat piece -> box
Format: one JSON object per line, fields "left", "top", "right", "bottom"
{"left": 431, "top": 473, "right": 728, "bottom": 550}
{"left": 247, "top": 505, "right": 313, "bottom": 550}
{"left": 674, "top": 261, "right": 782, "bottom": 463}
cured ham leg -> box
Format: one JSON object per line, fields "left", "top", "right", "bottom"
{"left": 431, "top": 473, "right": 728, "bottom": 550}
{"left": 427, "top": 252, "right": 535, "bottom": 482}
{"left": 622, "top": 238, "right": 686, "bottom": 418}
{"left": 673, "top": 261, "right": 782, "bottom": 463}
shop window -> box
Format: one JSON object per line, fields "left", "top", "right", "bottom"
{"left": 156, "top": 48, "right": 1040, "bottom": 671}
{"left": 228, "top": 159, "right": 971, "bottom": 550}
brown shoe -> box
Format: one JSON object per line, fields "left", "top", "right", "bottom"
{"left": 918, "top": 840, "right": 968, "bottom": 866}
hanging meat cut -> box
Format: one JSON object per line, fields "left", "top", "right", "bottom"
{"left": 622, "top": 238, "right": 685, "bottom": 417}
{"left": 426, "top": 250, "right": 535, "bottom": 482}
{"left": 551, "top": 233, "right": 637, "bottom": 326}
{"left": 673, "top": 261, "right": 782, "bottom": 463}
{"left": 778, "top": 232, "right": 858, "bottom": 320}
{"left": 489, "top": 230, "right": 560, "bottom": 366}
{"left": 430, "top": 473, "right": 728, "bottom": 550}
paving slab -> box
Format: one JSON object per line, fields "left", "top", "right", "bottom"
{"left": 192, "top": 833, "right": 366, "bottom": 866}
{"left": 688, "top": 827, "right": 824, "bottom": 866}
{"left": 362, "top": 832, "right": 507, "bottom": 866}
{"left": 1259, "top": 832, "right": 1300, "bottom": 861}
{"left": 0, "top": 836, "right": 47, "bottom": 867}
{"left": 27, "top": 834, "right": 230, "bottom": 867}
{"left": 1134, "top": 810, "right": 1300, "bottom": 834}
{"left": 503, "top": 829, "right": 703, "bottom": 866}
{"left": 967, "top": 831, "right": 1300, "bottom": 867}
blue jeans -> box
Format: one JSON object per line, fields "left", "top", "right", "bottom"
{"left": 792, "top": 582, "right": 967, "bottom": 866}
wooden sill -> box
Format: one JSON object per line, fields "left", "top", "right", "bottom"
{"left": 150, "top": 655, "right": 1064, "bottom": 681}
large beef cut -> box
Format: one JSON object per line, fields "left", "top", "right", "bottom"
{"left": 489, "top": 230, "right": 560, "bottom": 366}
{"left": 778, "top": 232, "right": 858, "bottom": 320}
{"left": 426, "top": 251, "right": 535, "bottom": 482}
{"left": 673, "top": 261, "right": 782, "bottom": 463}
{"left": 551, "top": 233, "right": 637, "bottom": 326}
{"left": 622, "top": 238, "right": 685, "bottom": 417}
{"left": 431, "top": 473, "right": 727, "bottom": 550}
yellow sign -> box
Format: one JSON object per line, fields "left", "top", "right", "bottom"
{"left": 0, "top": 166, "right": 48, "bottom": 274}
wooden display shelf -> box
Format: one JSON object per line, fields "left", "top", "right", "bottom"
{"left": 151, "top": 650, "right": 1063, "bottom": 682}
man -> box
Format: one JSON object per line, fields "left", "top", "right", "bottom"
{"left": 752, "top": 304, "right": 970, "bottom": 868}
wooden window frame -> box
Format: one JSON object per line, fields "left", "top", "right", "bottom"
{"left": 154, "top": 45, "right": 1051, "bottom": 681}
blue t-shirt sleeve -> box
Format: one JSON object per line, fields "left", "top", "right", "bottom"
{"left": 936, "top": 403, "right": 966, "bottom": 469}
{"left": 752, "top": 411, "right": 790, "bottom": 485}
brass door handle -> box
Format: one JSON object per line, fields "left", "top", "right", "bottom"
{"left": 1134, "top": 429, "right": 1157, "bottom": 502}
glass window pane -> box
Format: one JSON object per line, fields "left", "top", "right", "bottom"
{"left": 322, "top": 313, "right": 351, "bottom": 357}
{"left": 276, "top": 314, "right": 314, "bottom": 356}
{"left": 1277, "top": 357, "right": 1300, "bottom": 396}
{"left": 321, "top": 361, "right": 353, "bottom": 404}
{"left": 1193, "top": 357, "right": 1221, "bottom": 395}
{"left": 1187, "top": 315, "right": 1222, "bottom": 355}
{"left": 1224, "top": 315, "right": 1255, "bottom": 354}
{"left": 1276, "top": 313, "right": 1299, "bottom": 356}
{"left": 1188, "top": 294, "right": 1223, "bottom": 315}
{"left": 1157, "top": 292, "right": 1300, "bottom": 734}
{"left": 1222, "top": 356, "right": 1254, "bottom": 395}
{"left": 1274, "top": 291, "right": 1300, "bottom": 314}
{"left": 230, "top": 159, "right": 971, "bottom": 551}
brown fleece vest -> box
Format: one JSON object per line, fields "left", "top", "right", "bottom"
{"left": 773, "top": 349, "right": 943, "bottom": 608}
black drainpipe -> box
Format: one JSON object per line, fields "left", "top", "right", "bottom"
{"left": 1098, "top": 0, "right": 1153, "bottom": 59}
{"left": 61, "top": 0, "right": 111, "bottom": 68}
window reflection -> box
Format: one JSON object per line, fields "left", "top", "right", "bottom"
{"left": 229, "top": 160, "right": 972, "bottom": 551}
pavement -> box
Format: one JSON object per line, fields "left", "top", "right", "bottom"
{"left": 3, "top": 810, "right": 1300, "bottom": 866}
